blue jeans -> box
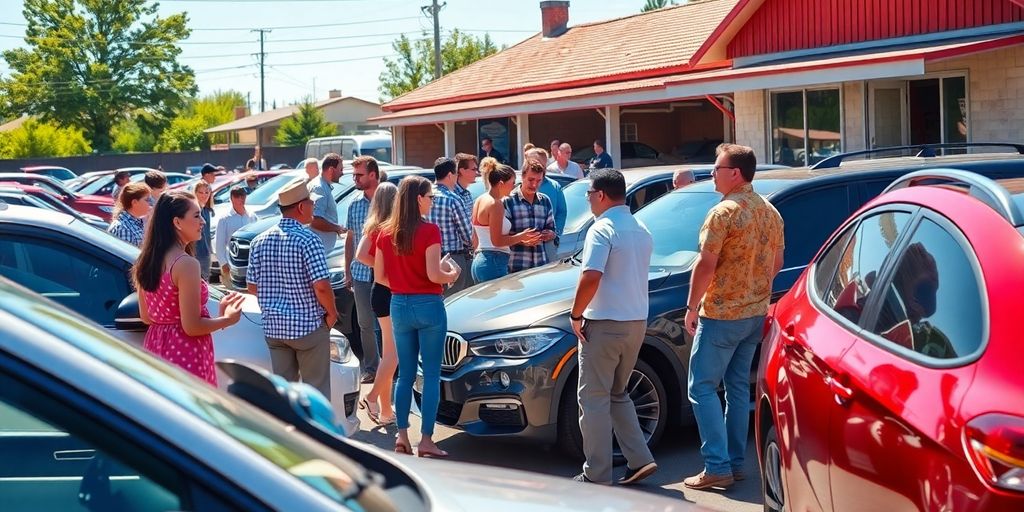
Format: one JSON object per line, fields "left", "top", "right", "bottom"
{"left": 687, "top": 315, "right": 764, "bottom": 476}
{"left": 391, "top": 293, "right": 446, "bottom": 436}
{"left": 471, "top": 250, "right": 510, "bottom": 283}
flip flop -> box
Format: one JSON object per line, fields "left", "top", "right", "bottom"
{"left": 394, "top": 439, "right": 413, "bottom": 455}
{"left": 417, "top": 448, "right": 449, "bottom": 459}
{"left": 359, "top": 398, "right": 381, "bottom": 425}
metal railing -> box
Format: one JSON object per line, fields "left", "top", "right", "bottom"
{"left": 883, "top": 168, "right": 1024, "bottom": 226}
{"left": 811, "top": 142, "right": 1024, "bottom": 170}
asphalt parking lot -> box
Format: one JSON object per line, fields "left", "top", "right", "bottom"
{"left": 350, "top": 383, "right": 762, "bottom": 512}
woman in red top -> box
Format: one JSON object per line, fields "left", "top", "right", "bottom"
{"left": 373, "top": 176, "right": 460, "bottom": 458}
{"left": 133, "top": 191, "right": 245, "bottom": 385}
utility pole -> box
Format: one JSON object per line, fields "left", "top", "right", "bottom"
{"left": 421, "top": 0, "right": 445, "bottom": 79}
{"left": 252, "top": 28, "right": 271, "bottom": 112}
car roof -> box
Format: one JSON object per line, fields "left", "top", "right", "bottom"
{"left": 21, "top": 165, "right": 71, "bottom": 171}
{"left": 0, "top": 202, "right": 75, "bottom": 227}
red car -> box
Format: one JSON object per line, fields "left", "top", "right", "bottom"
{"left": 757, "top": 169, "right": 1024, "bottom": 511}
{"left": 0, "top": 173, "right": 115, "bottom": 222}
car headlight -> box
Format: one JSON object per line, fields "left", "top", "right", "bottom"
{"left": 328, "top": 267, "right": 346, "bottom": 288}
{"left": 98, "top": 205, "right": 114, "bottom": 213}
{"left": 330, "top": 333, "right": 353, "bottom": 364}
{"left": 468, "top": 327, "right": 565, "bottom": 358}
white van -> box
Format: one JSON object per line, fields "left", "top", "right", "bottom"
{"left": 305, "top": 132, "right": 393, "bottom": 164}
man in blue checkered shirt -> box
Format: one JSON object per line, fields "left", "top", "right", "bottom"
{"left": 427, "top": 157, "right": 473, "bottom": 295}
{"left": 247, "top": 180, "right": 340, "bottom": 399}
{"left": 344, "top": 156, "right": 381, "bottom": 383}
{"left": 505, "top": 161, "right": 557, "bottom": 273}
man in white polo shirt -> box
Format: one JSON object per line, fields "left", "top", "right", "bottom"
{"left": 568, "top": 168, "right": 657, "bottom": 486}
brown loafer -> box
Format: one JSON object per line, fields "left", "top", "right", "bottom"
{"left": 683, "top": 470, "right": 735, "bottom": 490}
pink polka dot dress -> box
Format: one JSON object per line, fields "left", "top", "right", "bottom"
{"left": 143, "top": 255, "right": 218, "bottom": 386}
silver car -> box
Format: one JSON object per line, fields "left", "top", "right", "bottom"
{"left": 0, "top": 276, "right": 697, "bottom": 511}
{"left": 0, "top": 203, "right": 361, "bottom": 434}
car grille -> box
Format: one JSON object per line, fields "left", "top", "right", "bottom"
{"left": 343, "top": 392, "right": 359, "bottom": 418}
{"left": 436, "top": 400, "right": 463, "bottom": 426}
{"left": 227, "top": 238, "right": 250, "bottom": 267}
{"left": 442, "top": 334, "right": 468, "bottom": 370}
{"left": 479, "top": 406, "right": 526, "bottom": 427}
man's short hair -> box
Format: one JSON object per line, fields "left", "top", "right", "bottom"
{"left": 321, "top": 153, "right": 342, "bottom": 172}
{"left": 303, "top": 157, "right": 319, "bottom": 168}
{"left": 590, "top": 169, "right": 626, "bottom": 200}
{"left": 594, "top": 138, "right": 606, "bottom": 150}
{"left": 434, "top": 157, "right": 456, "bottom": 181}
{"left": 550, "top": 139, "right": 561, "bottom": 149}
{"left": 716, "top": 143, "right": 757, "bottom": 182}
{"left": 230, "top": 186, "right": 248, "bottom": 198}
{"left": 525, "top": 147, "right": 548, "bottom": 167}
{"left": 200, "top": 163, "right": 218, "bottom": 176}
{"left": 351, "top": 155, "right": 380, "bottom": 179}
{"left": 522, "top": 160, "right": 546, "bottom": 177}
{"left": 455, "top": 153, "right": 477, "bottom": 170}
{"left": 559, "top": 142, "right": 572, "bottom": 152}
{"left": 113, "top": 170, "right": 132, "bottom": 182}
{"left": 144, "top": 170, "right": 167, "bottom": 189}
{"left": 481, "top": 137, "right": 493, "bottom": 144}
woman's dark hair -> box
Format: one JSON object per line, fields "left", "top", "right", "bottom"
{"left": 383, "top": 176, "right": 431, "bottom": 256}
{"left": 133, "top": 191, "right": 197, "bottom": 292}
{"left": 487, "top": 164, "right": 515, "bottom": 186}
{"left": 113, "top": 182, "right": 150, "bottom": 218}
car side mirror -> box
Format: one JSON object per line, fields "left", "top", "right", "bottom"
{"left": 114, "top": 293, "right": 147, "bottom": 331}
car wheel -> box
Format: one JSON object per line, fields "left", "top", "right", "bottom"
{"left": 763, "top": 424, "right": 785, "bottom": 512}
{"left": 557, "top": 358, "right": 667, "bottom": 463}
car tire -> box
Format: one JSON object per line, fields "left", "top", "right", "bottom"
{"left": 557, "top": 358, "right": 667, "bottom": 464}
{"left": 762, "top": 424, "right": 785, "bottom": 512}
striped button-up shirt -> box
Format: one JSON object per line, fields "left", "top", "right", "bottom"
{"left": 455, "top": 182, "right": 474, "bottom": 221}
{"left": 344, "top": 194, "right": 372, "bottom": 282}
{"left": 426, "top": 183, "right": 472, "bottom": 253}
{"left": 107, "top": 211, "right": 145, "bottom": 247}
{"left": 247, "top": 218, "right": 330, "bottom": 340}
{"left": 504, "top": 189, "right": 555, "bottom": 273}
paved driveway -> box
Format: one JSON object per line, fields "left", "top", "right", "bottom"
{"left": 350, "top": 384, "right": 762, "bottom": 512}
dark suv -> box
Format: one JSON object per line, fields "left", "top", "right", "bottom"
{"left": 424, "top": 144, "right": 1024, "bottom": 458}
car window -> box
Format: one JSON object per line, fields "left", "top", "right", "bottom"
{"left": 0, "top": 236, "right": 130, "bottom": 326}
{"left": 0, "top": 380, "right": 187, "bottom": 512}
{"left": 627, "top": 180, "right": 672, "bottom": 212}
{"left": 776, "top": 186, "right": 853, "bottom": 268}
{"left": 621, "top": 144, "right": 637, "bottom": 158}
{"left": 819, "top": 211, "right": 912, "bottom": 324}
{"left": 246, "top": 173, "right": 300, "bottom": 205}
{"left": 562, "top": 180, "right": 593, "bottom": 234}
{"left": 634, "top": 144, "right": 658, "bottom": 159}
{"left": 812, "top": 226, "right": 856, "bottom": 300}
{"left": 636, "top": 190, "right": 722, "bottom": 268}
{"left": 342, "top": 140, "right": 356, "bottom": 159}
{"left": 869, "top": 218, "right": 983, "bottom": 360}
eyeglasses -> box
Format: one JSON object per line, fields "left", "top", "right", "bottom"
{"left": 585, "top": 189, "right": 599, "bottom": 197}
{"left": 712, "top": 165, "right": 738, "bottom": 175}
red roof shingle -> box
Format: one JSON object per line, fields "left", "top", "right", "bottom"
{"left": 382, "top": 0, "right": 739, "bottom": 112}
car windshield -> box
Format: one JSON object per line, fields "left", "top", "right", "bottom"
{"left": 360, "top": 145, "right": 392, "bottom": 164}
{"left": 78, "top": 175, "right": 114, "bottom": 195}
{"left": 634, "top": 190, "right": 723, "bottom": 268}
{"left": 563, "top": 180, "right": 594, "bottom": 234}
{"left": 3, "top": 283, "right": 374, "bottom": 508}
{"left": 245, "top": 173, "right": 301, "bottom": 205}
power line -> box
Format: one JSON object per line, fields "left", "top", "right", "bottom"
{"left": 191, "top": 16, "right": 421, "bottom": 31}
{"left": 267, "top": 54, "right": 397, "bottom": 67}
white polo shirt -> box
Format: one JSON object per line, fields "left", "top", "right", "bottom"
{"left": 581, "top": 204, "right": 652, "bottom": 322}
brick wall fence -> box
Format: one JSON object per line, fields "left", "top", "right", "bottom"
{"left": 0, "top": 146, "right": 307, "bottom": 175}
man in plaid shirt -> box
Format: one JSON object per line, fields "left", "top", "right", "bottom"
{"left": 427, "top": 157, "right": 473, "bottom": 295}
{"left": 504, "top": 161, "right": 557, "bottom": 273}
{"left": 247, "top": 180, "right": 339, "bottom": 399}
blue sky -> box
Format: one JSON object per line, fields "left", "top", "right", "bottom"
{"left": 0, "top": 0, "right": 654, "bottom": 110}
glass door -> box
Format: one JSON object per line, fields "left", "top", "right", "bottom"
{"left": 869, "top": 82, "right": 907, "bottom": 149}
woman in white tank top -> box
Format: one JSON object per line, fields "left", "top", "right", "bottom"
{"left": 471, "top": 162, "right": 542, "bottom": 283}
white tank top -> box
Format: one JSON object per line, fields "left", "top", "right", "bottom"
{"left": 474, "top": 216, "right": 512, "bottom": 254}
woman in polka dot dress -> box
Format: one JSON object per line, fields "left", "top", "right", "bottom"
{"left": 133, "top": 190, "right": 245, "bottom": 386}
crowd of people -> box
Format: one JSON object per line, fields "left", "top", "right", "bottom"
{"left": 114, "top": 138, "right": 783, "bottom": 492}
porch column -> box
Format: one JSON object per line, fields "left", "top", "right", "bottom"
{"left": 604, "top": 106, "right": 621, "bottom": 169}
{"left": 515, "top": 114, "right": 530, "bottom": 166}
{"left": 392, "top": 126, "right": 406, "bottom": 165}
{"left": 443, "top": 121, "right": 456, "bottom": 157}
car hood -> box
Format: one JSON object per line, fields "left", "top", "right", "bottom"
{"left": 445, "top": 260, "right": 670, "bottom": 337}
{"left": 234, "top": 215, "right": 279, "bottom": 240}
{"left": 393, "top": 455, "right": 697, "bottom": 512}
{"left": 74, "top": 193, "right": 115, "bottom": 205}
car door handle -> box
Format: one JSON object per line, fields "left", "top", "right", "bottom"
{"left": 54, "top": 449, "right": 96, "bottom": 461}
{"left": 826, "top": 374, "right": 854, "bottom": 406}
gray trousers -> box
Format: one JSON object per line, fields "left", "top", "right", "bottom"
{"left": 266, "top": 323, "right": 331, "bottom": 399}
{"left": 544, "top": 240, "right": 558, "bottom": 263}
{"left": 352, "top": 279, "right": 379, "bottom": 372}
{"left": 578, "top": 319, "right": 655, "bottom": 484}
{"left": 444, "top": 252, "right": 472, "bottom": 296}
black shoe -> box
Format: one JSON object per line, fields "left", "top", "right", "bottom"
{"left": 572, "top": 473, "right": 594, "bottom": 483}
{"left": 618, "top": 462, "right": 658, "bottom": 485}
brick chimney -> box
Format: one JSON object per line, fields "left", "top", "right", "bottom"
{"left": 328, "top": 89, "right": 342, "bottom": 99}
{"left": 233, "top": 106, "right": 248, "bottom": 119}
{"left": 540, "top": 1, "right": 569, "bottom": 38}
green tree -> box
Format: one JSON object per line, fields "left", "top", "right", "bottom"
{"left": 112, "top": 110, "right": 160, "bottom": 152}
{"left": 154, "top": 90, "right": 245, "bottom": 152}
{"left": 379, "top": 29, "right": 499, "bottom": 101}
{"left": 0, "top": 118, "right": 91, "bottom": 158}
{"left": 0, "top": 0, "right": 196, "bottom": 152}
{"left": 275, "top": 101, "right": 337, "bottom": 147}
{"left": 642, "top": 0, "right": 678, "bottom": 11}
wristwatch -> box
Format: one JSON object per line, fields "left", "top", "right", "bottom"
{"left": 570, "top": 314, "right": 583, "bottom": 321}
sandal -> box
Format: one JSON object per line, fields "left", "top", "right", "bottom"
{"left": 417, "top": 447, "right": 449, "bottom": 459}
{"left": 394, "top": 438, "right": 413, "bottom": 455}
{"left": 358, "top": 398, "right": 381, "bottom": 425}
{"left": 377, "top": 415, "right": 397, "bottom": 426}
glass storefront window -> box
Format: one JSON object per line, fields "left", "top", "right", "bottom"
{"left": 943, "top": 76, "right": 968, "bottom": 145}
{"left": 771, "top": 88, "right": 841, "bottom": 167}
